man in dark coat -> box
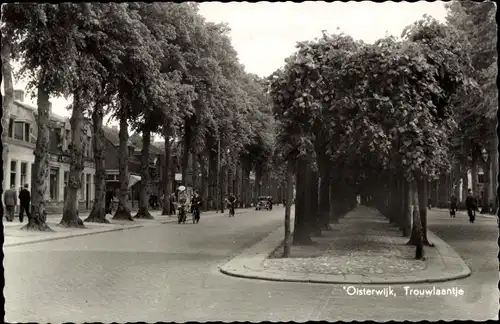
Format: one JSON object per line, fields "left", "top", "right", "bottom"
{"left": 449, "top": 194, "right": 457, "bottom": 218}
{"left": 4, "top": 185, "right": 17, "bottom": 222}
{"left": 105, "top": 189, "right": 114, "bottom": 215}
{"left": 18, "top": 184, "right": 31, "bottom": 222}
{"left": 465, "top": 189, "right": 477, "bottom": 223}
{"left": 169, "top": 193, "right": 176, "bottom": 215}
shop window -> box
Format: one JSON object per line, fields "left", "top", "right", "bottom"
{"left": 20, "top": 162, "right": 28, "bottom": 186}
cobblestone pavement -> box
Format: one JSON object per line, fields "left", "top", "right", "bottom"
{"left": 4, "top": 205, "right": 497, "bottom": 322}
{"left": 264, "top": 208, "right": 426, "bottom": 276}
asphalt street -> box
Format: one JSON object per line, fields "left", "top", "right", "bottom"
{"left": 4, "top": 206, "right": 498, "bottom": 322}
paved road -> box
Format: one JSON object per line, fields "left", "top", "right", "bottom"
{"left": 5, "top": 206, "right": 497, "bottom": 322}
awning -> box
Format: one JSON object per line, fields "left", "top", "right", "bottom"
{"left": 129, "top": 174, "right": 141, "bottom": 188}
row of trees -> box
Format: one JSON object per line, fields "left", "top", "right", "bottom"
{"left": 446, "top": 0, "right": 497, "bottom": 214}
{"left": 1, "top": 3, "right": 277, "bottom": 231}
{"left": 269, "top": 2, "right": 494, "bottom": 260}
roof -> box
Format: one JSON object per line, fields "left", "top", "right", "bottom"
{"left": 13, "top": 100, "right": 67, "bottom": 123}
{"left": 102, "top": 126, "right": 135, "bottom": 147}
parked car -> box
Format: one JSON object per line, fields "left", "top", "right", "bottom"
{"left": 256, "top": 196, "right": 273, "bottom": 211}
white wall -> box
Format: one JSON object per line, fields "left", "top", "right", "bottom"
{"left": 4, "top": 146, "right": 95, "bottom": 204}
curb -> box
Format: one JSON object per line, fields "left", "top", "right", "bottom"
{"left": 4, "top": 224, "right": 144, "bottom": 247}
{"left": 219, "top": 224, "right": 472, "bottom": 285}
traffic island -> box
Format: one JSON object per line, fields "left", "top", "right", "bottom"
{"left": 219, "top": 206, "right": 471, "bottom": 284}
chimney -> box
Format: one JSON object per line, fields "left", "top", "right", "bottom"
{"left": 14, "top": 89, "right": 24, "bottom": 102}
{"left": 111, "top": 125, "right": 118, "bottom": 131}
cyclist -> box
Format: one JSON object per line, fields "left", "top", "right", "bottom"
{"left": 227, "top": 193, "right": 236, "bottom": 217}
{"left": 191, "top": 190, "right": 202, "bottom": 224}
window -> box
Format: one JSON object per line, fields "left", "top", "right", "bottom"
{"left": 86, "top": 135, "right": 92, "bottom": 157}
{"left": 20, "top": 162, "right": 28, "bottom": 186}
{"left": 24, "top": 123, "right": 30, "bottom": 143}
{"left": 11, "top": 121, "right": 32, "bottom": 142}
{"left": 478, "top": 173, "right": 485, "bottom": 184}
{"left": 14, "top": 121, "right": 24, "bottom": 140}
{"left": 8, "top": 119, "right": 14, "bottom": 137}
{"left": 49, "top": 168, "right": 59, "bottom": 201}
{"left": 10, "top": 160, "right": 17, "bottom": 188}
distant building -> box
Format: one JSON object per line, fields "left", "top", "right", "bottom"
{"left": 3, "top": 90, "right": 96, "bottom": 213}
{"left": 102, "top": 125, "right": 141, "bottom": 205}
{"left": 101, "top": 130, "right": 182, "bottom": 207}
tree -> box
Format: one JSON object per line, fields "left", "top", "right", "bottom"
{"left": 446, "top": 0, "right": 497, "bottom": 212}
{"left": 3, "top": 3, "right": 91, "bottom": 230}
{"left": 1, "top": 19, "right": 15, "bottom": 205}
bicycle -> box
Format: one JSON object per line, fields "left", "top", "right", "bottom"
{"left": 228, "top": 202, "right": 235, "bottom": 217}
{"left": 178, "top": 205, "right": 187, "bottom": 224}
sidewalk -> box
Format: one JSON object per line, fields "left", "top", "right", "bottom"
{"left": 4, "top": 208, "right": 252, "bottom": 247}
{"left": 220, "top": 205, "right": 471, "bottom": 284}
{"left": 432, "top": 208, "right": 497, "bottom": 219}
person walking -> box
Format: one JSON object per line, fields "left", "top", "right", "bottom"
{"left": 169, "top": 193, "right": 176, "bottom": 215}
{"left": 18, "top": 184, "right": 31, "bottom": 223}
{"left": 465, "top": 189, "right": 477, "bottom": 223}
{"left": 4, "top": 185, "right": 17, "bottom": 222}
{"left": 191, "top": 190, "right": 202, "bottom": 223}
{"left": 105, "top": 188, "right": 114, "bottom": 215}
{"left": 449, "top": 194, "right": 457, "bottom": 218}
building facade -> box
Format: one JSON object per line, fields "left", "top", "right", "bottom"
{"left": 3, "top": 90, "right": 96, "bottom": 213}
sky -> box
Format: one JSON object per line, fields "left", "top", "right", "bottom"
{"left": 4, "top": 1, "right": 448, "bottom": 125}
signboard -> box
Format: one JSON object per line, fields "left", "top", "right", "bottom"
{"left": 57, "top": 155, "right": 71, "bottom": 163}
{"left": 175, "top": 173, "right": 182, "bottom": 181}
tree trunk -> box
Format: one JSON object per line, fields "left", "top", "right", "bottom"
{"left": 208, "top": 149, "right": 217, "bottom": 210}
{"left": 329, "top": 179, "right": 339, "bottom": 224}
{"left": 471, "top": 161, "right": 478, "bottom": 196}
{"left": 21, "top": 82, "right": 53, "bottom": 231}
{"left": 255, "top": 167, "right": 263, "bottom": 205}
{"left": 182, "top": 123, "right": 191, "bottom": 188}
{"left": 199, "top": 154, "right": 208, "bottom": 211}
{"left": 85, "top": 101, "right": 108, "bottom": 223}
{"left": 319, "top": 163, "right": 332, "bottom": 230}
{"left": 461, "top": 171, "right": 469, "bottom": 207}
{"left": 242, "top": 162, "right": 251, "bottom": 207}
{"left": 161, "top": 123, "right": 172, "bottom": 215}
{"left": 293, "top": 159, "right": 313, "bottom": 245}
{"left": 1, "top": 37, "right": 14, "bottom": 198}
{"left": 135, "top": 127, "right": 153, "bottom": 219}
{"left": 220, "top": 163, "right": 225, "bottom": 213}
{"left": 308, "top": 167, "right": 322, "bottom": 236}
{"left": 417, "top": 177, "right": 433, "bottom": 246}
{"left": 112, "top": 108, "right": 133, "bottom": 221}
{"left": 410, "top": 180, "right": 424, "bottom": 260}
{"left": 491, "top": 135, "right": 498, "bottom": 213}
{"left": 234, "top": 163, "right": 241, "bottom": 207}
{"left": 480, "top": 152, "right": 491, "bottom": 214}
{"left": 60, "top": 91, "right": 85, "bottom": 228}
{"left": 283, "top": 161, "right": 294, "bottom": 257}
{"left": 402, "top": 180, "right": 411, "bottom": 237}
